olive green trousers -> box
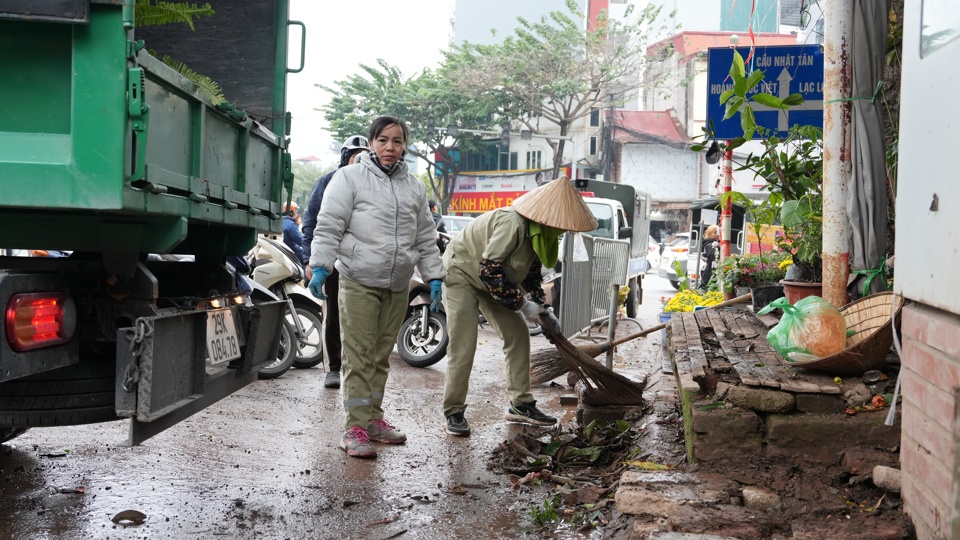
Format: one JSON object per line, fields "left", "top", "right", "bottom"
{"left": 338, "top": 276, "right": 407, "bottom": 430}
{"left": 442, "top": 267, "right": 533, "bottom": 418}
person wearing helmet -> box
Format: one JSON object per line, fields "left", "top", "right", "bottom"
{"left": 301, "top": 134, "right": 370, "bottom": 389}
{"left": 440, "top": 176, "right": 597, "bottom": 437}
{"left": 281, "top": 202, "right": 305, "bottom": 265}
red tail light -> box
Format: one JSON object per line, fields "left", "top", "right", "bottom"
{"left": 5, "top": 293, "right": 77, "bottom": 352}
{"left": 673, "top": 247, "right": 688, "bottom": 253}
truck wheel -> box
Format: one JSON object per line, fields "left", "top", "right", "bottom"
{"left": 626, "top": 279, "right": 641, "bottom": 319}
{"left": 0, "top": 428, "right": 28, "bottom": 443}
{"left": 0, "top": 356, "right": 119, "bottom": 427}
{"left": 669, "top": 280, "right": 680, "bottom": 290}
{"left": 257, "top": 322, "right": 297, "bottom": 379}
{"left": 290, "top": 300, "right": 324, "bottom": 369}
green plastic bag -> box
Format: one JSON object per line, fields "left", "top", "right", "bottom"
{"left": 757, "top": 296, "right": 848, "bottom": 362}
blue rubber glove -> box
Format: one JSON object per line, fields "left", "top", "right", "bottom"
{"left": 429, "top": 279, "right": 443, "bottom": 312}
{"left": 308, "top": 266, "right": 330, "bottom": 300}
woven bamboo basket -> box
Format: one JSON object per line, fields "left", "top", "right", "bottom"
{"left": 782, "top": 292, "right": 905, "bottom": 376}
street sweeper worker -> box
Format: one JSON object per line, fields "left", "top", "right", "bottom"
{"left": 440, "top": 176, "right": 597, "bottom": 437}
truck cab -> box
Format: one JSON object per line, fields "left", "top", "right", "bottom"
{"left": 547, "top": 180, "right": 652, "bottom": 319}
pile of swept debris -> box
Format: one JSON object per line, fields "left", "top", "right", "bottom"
{"left": 487, "top": 405, "right": 685, "bottom": 536}
{"left": 488, "top": 412, "right": 913, "bottom": 539}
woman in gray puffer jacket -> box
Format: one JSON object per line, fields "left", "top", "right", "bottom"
{"left": 308, "top": 116, "right": 444, "bottom": 459}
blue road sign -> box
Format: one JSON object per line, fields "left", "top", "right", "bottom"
{"left": 706, "top": 44, "right": 824, "bottom": 140}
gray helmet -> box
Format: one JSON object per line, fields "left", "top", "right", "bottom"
{"left": 339, "top": 135, "right": 370, "bottom": 167}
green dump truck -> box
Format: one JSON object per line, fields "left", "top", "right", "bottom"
{"left": 0, "top": 1, "right": 303, "bottom": 445}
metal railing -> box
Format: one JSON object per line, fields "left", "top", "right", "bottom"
{"left": 557, "top": 234, "right": 631, "bottom": 338}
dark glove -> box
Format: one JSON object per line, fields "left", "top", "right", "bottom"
{"left": 308, "top": 266, "right": 330, "bottom": 300}
{"left": 429, "top": 279, "right": 443, "bottom": 313}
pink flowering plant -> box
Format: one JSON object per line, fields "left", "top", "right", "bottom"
{"left": 714, "top": 252, "right": 792, "bottom": 294}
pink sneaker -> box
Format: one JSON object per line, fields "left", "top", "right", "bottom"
{"left": 367, "top": 419, "right": 407, "bottom": 444}
{"left": 339, "top": 426, "right": 377, "bottom": 458}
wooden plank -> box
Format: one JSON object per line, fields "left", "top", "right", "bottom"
{"left": 683, "top": 312, "right": 709, "bottom": 380}
{"left": 669, "top": 313, "right": 692, "bottom": 376}
{"left": 706, "top": 309, "right": 779, "bottom": 389}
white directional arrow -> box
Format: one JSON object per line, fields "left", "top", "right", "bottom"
{"left": 751, "top": 68, "right": 824, "bottom": 132}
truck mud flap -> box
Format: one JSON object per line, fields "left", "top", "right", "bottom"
{"left": 115, "top": 299, "right": 286, "bottom": 446}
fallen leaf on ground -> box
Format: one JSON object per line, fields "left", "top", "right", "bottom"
{"left": 623, "top": 460, "right": 671, "bottom": 470}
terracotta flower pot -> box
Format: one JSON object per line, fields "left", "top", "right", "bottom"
{"left": 779, "top": 279, "right": 823, "bottom": 305}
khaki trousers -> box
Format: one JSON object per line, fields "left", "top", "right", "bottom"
{"left": 442, "top": 267, "right": 533, "bottom": 418}
{"left": 338, "top": 276, "right": 408, "bottom": 430}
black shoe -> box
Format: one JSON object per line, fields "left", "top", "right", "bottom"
{"left": 505, "top": 401, "right": 556, "bottom": 426}
{"left": 446, "top": 412, "right": 471, "bottom": 436}
{"left": 324, "top": 371, "right": 340, "bottom": 389}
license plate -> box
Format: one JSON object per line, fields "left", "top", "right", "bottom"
{"left": 206, "top": 308, "right": 241, "bottom": 365}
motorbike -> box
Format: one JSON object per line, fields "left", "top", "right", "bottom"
{"left": 395, "top": 232, "right": 544, "bottom": 368}
{"left": 249, "top": 236, "right": 325, "bottom": 370}
{"left": 226, "top": 254, "right": 299, "bottom": 380}
{"left": 396, "top": 268, "right": 449, "bottom": 368}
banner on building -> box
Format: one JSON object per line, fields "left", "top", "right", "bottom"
{"left": 449, "top": 170, "right": 567, "bottom": 214}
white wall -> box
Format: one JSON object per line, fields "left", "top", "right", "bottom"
{"left": 620, "top": 143, "right": 698, "bottom": 201}
{"left": 895, "top": 2, "right": 960, "bottom": 316}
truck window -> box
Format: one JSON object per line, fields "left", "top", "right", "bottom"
{"left": 586, "top": 202, "right": 614, "bottom": 239}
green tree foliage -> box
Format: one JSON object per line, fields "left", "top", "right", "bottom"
{"left": 290, "top": 161, "right": 330, "bottom": 208}
{"left": 443, "top": 0, "right": 672, "bottom": 177}
{"left": 318, "top": 61, "right": 500, "bottom": 212}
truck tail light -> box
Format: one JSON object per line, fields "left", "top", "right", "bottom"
{"left": 673, "top": 247, "right": 688, "bottom": 253}
{"left": 5, "top": 293, "right": 77, "bottom": 352}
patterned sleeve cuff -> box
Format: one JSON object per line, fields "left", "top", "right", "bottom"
{"left": 479, "top": 258, "right": 525, "bottom": 310}
{"left": 520, "top": 261, "right": 546, "bottom": 306}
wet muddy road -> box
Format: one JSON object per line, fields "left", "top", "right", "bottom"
{"left": 0, "top": 275, "right": 676, "bottom": 539}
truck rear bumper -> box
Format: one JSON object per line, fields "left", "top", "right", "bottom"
{"left": 115, "top": 299, "right": 286, "bottom": 446}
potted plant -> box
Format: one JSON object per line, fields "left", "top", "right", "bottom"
{"left": 713, "top": 251, "right": 792, "bottom": 311}
{"left": 695, "top": 51, "right": 824, "bottom": 304}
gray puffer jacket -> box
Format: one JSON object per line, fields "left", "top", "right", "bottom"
{"left": 309, "top": 152, "right": 444, "bottom": 292}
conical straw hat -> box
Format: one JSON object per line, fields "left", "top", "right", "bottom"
{"left": 512, "top": 176, "right": 598, "bottom": 232}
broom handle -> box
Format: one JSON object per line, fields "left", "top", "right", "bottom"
{"left": 608, "top": 292, "right": 753, "bottom": 347}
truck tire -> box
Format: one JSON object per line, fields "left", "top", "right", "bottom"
{"left": 0, "top": 428, "right": 28, "bottom": 443}
{"left": 0, "top": 357, "right": 119, "bottom": 428}
{"left": 626, "top": 279, "right": 641, "bottom": 319}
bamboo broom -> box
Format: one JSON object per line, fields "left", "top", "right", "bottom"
{"left": 537, "top": 313, "right": 647, "bottom": 405}
{"left": 531, "top": 292, "right": 753, "bottom": 386}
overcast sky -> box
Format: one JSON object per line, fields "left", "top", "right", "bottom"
{"left": 285, "top": 1, "right": 455, "bottom": 164}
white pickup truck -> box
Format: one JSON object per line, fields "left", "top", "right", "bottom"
{"left": 544, "top": 180, "right": 651, "bottom": 319}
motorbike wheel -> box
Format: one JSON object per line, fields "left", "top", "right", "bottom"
{"left": 397, "top": 310, "right": 448, "bottom": 368}
{"left": 257, "top": 322, "right": 297, "bottom": 379}
{"left": 290, "top": 300, "right": 324, "bottom": 369}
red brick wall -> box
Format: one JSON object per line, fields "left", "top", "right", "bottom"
{"left": 901, "top": 303, "right": 960, "bottom": 540}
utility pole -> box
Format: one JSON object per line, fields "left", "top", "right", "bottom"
{"left": 822, "top": 0, "right": 854, "bottom": 307}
